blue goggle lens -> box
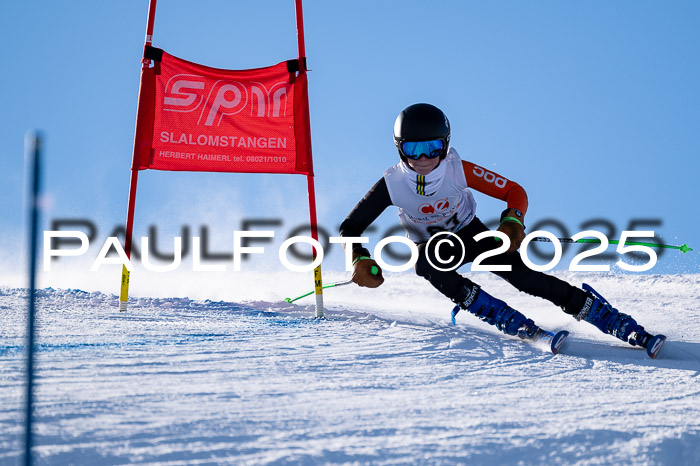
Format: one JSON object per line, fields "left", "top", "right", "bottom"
{"left": 401, "top": 139, "right": 445, "bottom": 160}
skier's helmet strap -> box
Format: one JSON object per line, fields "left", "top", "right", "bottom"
{"left": 393, "top": 103, "right": 451, "bottom": 161}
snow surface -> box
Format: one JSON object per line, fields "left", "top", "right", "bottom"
{"left": 1, "top": 272, "right": 699, "bottom": 465}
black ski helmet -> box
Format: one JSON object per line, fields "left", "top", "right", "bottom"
{"left": 393, "top": 103, "right": 450, "bottom": 162}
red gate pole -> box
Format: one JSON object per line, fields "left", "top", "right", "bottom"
{"left": 294, "top": 0, "right": 324, "bottom": 318}
{"left": 119, "top": 0, "right": 158, "bottom": 312}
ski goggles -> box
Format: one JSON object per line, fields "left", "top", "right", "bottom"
{"left": 400, "top": 139, "right": 445, "bottom": 160}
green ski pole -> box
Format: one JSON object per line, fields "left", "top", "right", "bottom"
{"left": 531, "top": 237, "right": 692, "bottom": 253}
{"left": 285, "top": 279, "right": 353, "bottom": 303}
{"left": 285, "top": 266, "right": 379, "bottom": 303}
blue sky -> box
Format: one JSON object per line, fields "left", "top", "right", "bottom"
{"left": 1, "top": 0, "right": 698, "bottom": 288}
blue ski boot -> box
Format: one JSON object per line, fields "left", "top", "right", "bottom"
{"left": 577, "top": 283, "right": 666, "bottom": 359}
{"left": 453, "top": 283, "right": 537, "bottom": 338}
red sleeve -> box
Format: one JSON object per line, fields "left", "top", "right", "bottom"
{"left": 462, "top": 161, "right": 528, "bottom": 215}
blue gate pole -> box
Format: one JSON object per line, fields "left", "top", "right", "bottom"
{"left": 23, "top": 131, "right": 42, "bottom": 466}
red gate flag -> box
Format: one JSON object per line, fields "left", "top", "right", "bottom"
{"left": 132, "top": 47, "right": 312, "bottom": 175}
{"left": 120, "top": 0, "right": 324, "bottom": 315}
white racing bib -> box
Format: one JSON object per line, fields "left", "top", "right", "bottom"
{"left": 384, "top": 148, "right": 476, "bottom": 243}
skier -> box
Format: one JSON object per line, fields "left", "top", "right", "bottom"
{"left": 339, "top": 103, "right": 665, "bottom": 358}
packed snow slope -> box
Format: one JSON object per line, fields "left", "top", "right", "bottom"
{"left": 1, "top": 272, "right": 699, "bottom": 465}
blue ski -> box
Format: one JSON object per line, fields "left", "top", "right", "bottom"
{"left": 531, "top": 328, "right": 570, "bottom": 355}
{"left": 645, "top": 334, "right": 666, "bottom": 359}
